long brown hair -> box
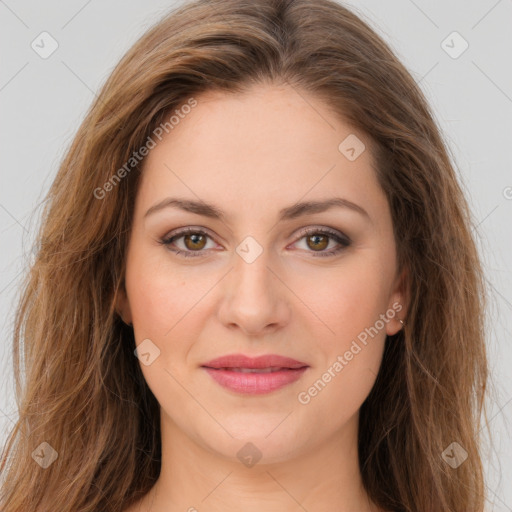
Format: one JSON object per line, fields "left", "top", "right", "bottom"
{"left": 0, "top": 0, "right": 489, "bottom": 510}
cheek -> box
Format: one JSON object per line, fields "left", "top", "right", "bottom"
{"left": 295, "top": 254, "right": 390, "bottom": 408}
{"left": 125, "top": 258, "right": 200, "bottom": 407}
{"left": 307, "top": 254, "right": 392, "bottom": 343}
{"left": 128, "top": 283, "right": 171, "bottom": 335}
{"left": 125, "top": 250, "right": 191, "bottom": 336}
{"left": 294, "top": 303, "right": 386, "bottom": 443}
{"left": 125, "top": 251, "right": 214, "bottom": 377}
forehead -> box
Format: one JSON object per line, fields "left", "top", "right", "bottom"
{"left": 137, "top": 84, "right": 387, "bottom": 225}
{"left": 152, "top": 84, "right": 365, "bottom": 167}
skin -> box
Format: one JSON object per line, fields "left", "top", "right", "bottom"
{"left": 117, "top": 83, "right": 408, "bottom": 512}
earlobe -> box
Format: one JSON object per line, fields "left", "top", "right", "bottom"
{"left": 114, "top": 282, "right": 133, "bottom": 326}
{"left": 386, "top": 266, "right": 410, "bottom": 336}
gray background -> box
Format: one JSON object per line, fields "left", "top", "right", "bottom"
{"left": 1, "top": 0, "right": 511, "bottom": 509}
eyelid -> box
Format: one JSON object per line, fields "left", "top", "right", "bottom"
{"left": 160, "top": 226, "right": 221, "bottom": 250}
{"left": 160, "top": 225, "right": 351, "bottom": 258}
{"left": 292, "top": 225, "right": 351, "bottom": 245}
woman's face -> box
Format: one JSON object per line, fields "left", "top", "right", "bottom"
{"left": 117, "top": 83, "right": 407, "bottom": 464}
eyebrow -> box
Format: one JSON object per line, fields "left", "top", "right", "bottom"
{"left": 144, "top": 196, "right": 370, "bottom": 222}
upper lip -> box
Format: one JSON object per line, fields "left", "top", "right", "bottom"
{"left": 202, "top": 354, "right": 309, "bottom": 370}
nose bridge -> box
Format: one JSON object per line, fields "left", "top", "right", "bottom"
{"left": 217, "top": 234, "right": 289, "bottom": 335}
{"left": 232, "top": 234, "right": 276, "bottom": 303}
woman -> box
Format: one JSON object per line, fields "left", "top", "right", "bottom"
{"left": 0, "top": 0, "right": 489, "bottom": 511}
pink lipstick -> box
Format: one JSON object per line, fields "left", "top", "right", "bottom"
{"left": 201, "top": 353, "right": 309, "bottom": 394}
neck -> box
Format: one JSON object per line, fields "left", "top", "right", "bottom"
{"left": 142, "top": 410, "right": 380, "bottom": 512}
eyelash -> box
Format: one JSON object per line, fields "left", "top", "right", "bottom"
{"left": 159, "top": 226, "right": 351, "bottom": 258}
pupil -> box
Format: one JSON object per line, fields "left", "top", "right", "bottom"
{"left": 187, "top": 234, "right": 204, "bottom": 249}
{"left": 309, "top": 234, "right": 327, "bottom": 250}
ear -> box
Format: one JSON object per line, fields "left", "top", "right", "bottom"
{"left": 114, "top": 280, "right": 133, "bottom": 326}
{"left": 385, "top": 266, "right": 409, "bottom": 336}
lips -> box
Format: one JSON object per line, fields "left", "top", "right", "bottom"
{"left": 201, "top": 354, "right": 309, "bottom": 394}
{"left": 216, "top": 367, "right": 287, "bottom": 373}
{"left": 201, "top": 353, "right": 308, "bottom": 371}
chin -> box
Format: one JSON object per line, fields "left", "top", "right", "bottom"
{"left": 195, "top": 420, "right": 307, "bottom": 466}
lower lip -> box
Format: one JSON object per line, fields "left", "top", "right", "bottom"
{"left": 202, "top": 367, "right": 309, "bottom": 394}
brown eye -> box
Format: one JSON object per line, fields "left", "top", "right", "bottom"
{"left": 160, "top": 228, "right": 215, "bottom": 258}
{"left": 306, "top": 234, "right": 329, "bottom": 251}
{"left": 161, "top": 226, "right": 351, "bottom": 259}
{"left": 293, "top": 227, "right": 351, "bottom": 257}
{"left": 183, "top": 233, "right": 207, "bottom": 251}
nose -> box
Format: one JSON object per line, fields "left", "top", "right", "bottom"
{"left": 216, "top": 245, "right": 291, "bottom": 337}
